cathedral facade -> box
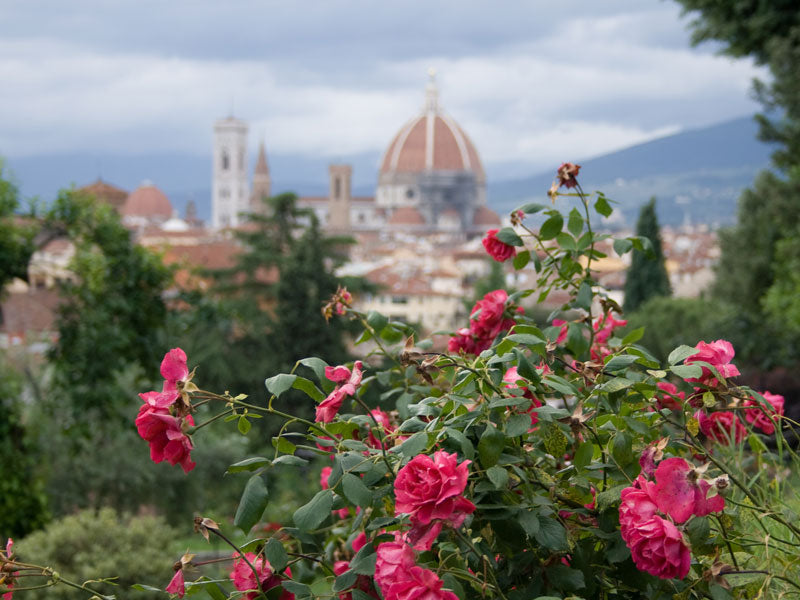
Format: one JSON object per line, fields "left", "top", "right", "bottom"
{"left": 211, "top": 76, "right": 499, "bottom": 235}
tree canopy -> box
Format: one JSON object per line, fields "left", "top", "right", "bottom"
{"left": 623, "top": 197, "right": 671, "bottom": 313}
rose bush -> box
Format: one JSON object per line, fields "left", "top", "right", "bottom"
{"left": 11, "top": 164, "right": 800, "bottom": 599}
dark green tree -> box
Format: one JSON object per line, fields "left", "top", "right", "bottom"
{"left": 623, "top": 198, "right": 671, "bottom": 313}
{"left": 198, "top": 193, "right": 354, "bottom": 410}
{"left": 45, "top": 189, "right": 172, "bottom": 423}
{"left": 0, "top": 162, "right": 36, "bottom": 294}
{"left": 673, "top": 1, "right": 800, "bottom": 369}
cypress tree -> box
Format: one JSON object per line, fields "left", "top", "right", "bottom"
{"left": 624, "top": 197, "right": 671, "bottom": 313}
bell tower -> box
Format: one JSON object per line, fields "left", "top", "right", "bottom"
{"left": 212, "top": 116, "right": 250, "bottom": 229}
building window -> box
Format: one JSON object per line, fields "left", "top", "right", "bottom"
{"left": 334, "top": 177, "right": 341, "bottom": 199}
{"left": 391, "top": 296, "right": 408, "bottom": 304}
{"left": 405, "top": 187, "right": 415, "bottom": 199}
{"left": 221, "top": 150, "right": 230, "bottom": 171}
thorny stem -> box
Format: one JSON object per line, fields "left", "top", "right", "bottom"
{"left": 352, "top": 394, "right": 397, "bottom": 480}
{"left": 453, "top": 529, "right": 510, "bottom": 600}
{"left": 575, "top": 182, "right": 596, "bottom": 346}
{"left": 714, "top": 514, "right": 740, "bottom": 569}
{"left": 357, "top": 315, "right": 403, "bottom": 368}
{"left": 207, "top": 527, "right": 269, "bottom": 600}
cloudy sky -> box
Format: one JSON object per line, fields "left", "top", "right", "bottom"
{"left": 0, "top": 0, "right": 764, "bottom": 180}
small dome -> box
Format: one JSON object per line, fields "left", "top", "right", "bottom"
{"left": 121, "top": 182, "right": 173, "bottom": 220}
{"left": 80, "top": 179, "right": 128, "bottom": 210}
{"left": 379, "top": 75, "right": 484, "bottom": 182}
{"left": 472, "top": 206, "right": 501, "bottom": 227}
{"left": 388, "top": 206, "right": 426, "bottom": 226}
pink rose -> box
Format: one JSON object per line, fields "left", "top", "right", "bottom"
{"left": 744, "top": 391, "right": 784, "bottom": 435}
{"left": 482, "top": 229, "right": 516, "bottom": 262}
{"left": 696, "top": 410, "right": 746, "bottom": 444}
{"left": 381, "top": 565, "right": 459, "bottom": 600}
{"left": 656, "top": 382, "right": 685, "bottom": 411}
{"left": 685, "top": 340, "right": 740, "bottom": 387}
{"left": 618, "top": 476, "right": 660, "bottom": 544}
{"left": 447, "top": 328, "right": 480, "bottom": 355}
{"left": 166, "top": 569, "right": 185, "bottom": 598}
{"left": 394, "top": 451, "right": 475, "bottom": 529}
{"left": 230, "top": 553, "right": 293, "bottom": 600}
{"left": 470, "top": 290, "right": 509, "bottom": 340}
{"left": 626, "top": 515, "right": 691, "bottom": 579}
{"left": 652, "top": 457, "right": 724, "bottom": 524}
{"left": 161, "top": 348, "right": 189, "bottom": 390}
{"left": 135, "top": 406, "right": 196, "bottom": 473}
{"left": 316, "top": 361, "right": 364, "bottom": 423}
{"left": 375, "top": 541, "right": 416, "bottom": 594}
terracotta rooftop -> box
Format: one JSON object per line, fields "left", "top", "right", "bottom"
{"left": 79, "top": 179, "right": 128, "bottom": 210}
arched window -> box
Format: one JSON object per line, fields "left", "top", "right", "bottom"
{"left": 221, "top": 150, "right": 230, "bottom": 171}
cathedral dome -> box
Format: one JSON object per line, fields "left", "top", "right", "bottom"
{"left": 121, "top": 181, "right": 173, "bottom": 220}
{"left": 379, "top": 76, "right": 485, "bottom": 183}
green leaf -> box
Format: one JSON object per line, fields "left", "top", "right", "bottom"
{"left": 613, "top": 238, "right": 633, "bottom": 255}
{"left": 333, "top": 570, "right": 359, "bottom": 593}
{"left": 597, "top": 377, "right": 635, "bottom": 393}
{"left": 604, "top": 355, "right": 639, "bottom": 372}
{"left": 292, "top": 376, "right": 324, "bottom": 402}
{"left": 573, "top": 441, "right": 594, "bottom": 469}
{"left": 272, "top": 455, "right": 308, "bottom": 467}
{"left": 567, "top": 208, "right": 584, "bottom": 237}
{"left": 366, "top": 310, "right": 388, "bottom": 331}
{"left": 668, "top": 344, "right": 700, "bottom": 365}
{"left": 265, "top": 373, "right": 297, "bottom": 398}
{"left": 539, "top": 213, "right": 564, "bottom": 241}
{"left": 293, "top": 489, "right": 333, "bottom": 531}
{"left": 342, "top": 473, "right": 373, "bottom": 508}
{"left": 519, "top": 510, "right": 539, "bottom": 537}
{"left": 445, "top": 427, "right": 474, "bottom": 460}
{"left": 534, "top": 515, "right": 568, "bottom": 550}
{"left": 264, "top": 537, "right": 288, "bottom": 572}
{"left": 398, "top": 431, "right": 428, "bottom": 457}
{"left": 282, "top": 580, "right": 313, "bottom": 599}
{"left": 621, "top": 326, "right": 645, "bottom": 345}
{"left": 234, "top": 474, "right": 269, "bottom": 533}
{"left": 612, "top": 431, "right": 633, "bottom": 465}
{"left": 507, "top": 333, "right": 546, "bottom": 345}
{"left": 478, "top": 424, "right": 505, "bottom": 468}
{"left": 555, "top": 232, "right": 577, "bottom": 251}
{"left": 132, "top": 584, "right": 167, "bottom": 593}
{"left": 513, "top": 249, "right": 530, "bottom": 270}
{"left": 506, "top": 413, "right": 532, "bottom": 437}
{"left": 709, "top": 584, "right": 733, "bottom": 600}
{"left": 237, "top": 415, "right": 251, "bottom": 435}
{"left": 670, "top": 364, "right": 703, "bottom": 379}
{"left": 496, "top": 227, "right": 524, "bottom": 247}
{"left": 227, "top": 456, "right": 270, "bottom": 474}
{"left": 595, "top": 195, "right": 613, "bottom": 217}
{"left": 547, "top": 564, "right": 585, "bottom": 592}
{"left": 519, "top": 202, "right": 547, "bottom": 214}
{"left": 486, "top": 465, "right": 509, "bottom": 489}
{"left": 272, "top": 436, "right": 297, "bottom": 455}
{"left": 299, "top": 357, "right": 328, "bottom": 383}
{"left": 575, "top": 280, "right": 592, "bottom": 311}
{"left": 349, "top": 543, "right": 377, "bottom": 576}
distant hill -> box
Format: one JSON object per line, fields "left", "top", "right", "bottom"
{"left": 4, "top": 116, "right": 772, "bottom": 227}
{"left": 488, "top": 116, "right": 774, "bottom": 228}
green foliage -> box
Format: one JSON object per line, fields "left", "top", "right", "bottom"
{"left": 0, "top": 161, "right": 37, "bottom": 292}
{"left": 15, "top": 508, "right": 177, "bottom": 600}
{"left": 46, "top": 188, "right": 172, "bottom": 423}
{"left": 0, "top": 360, "right": 48, "bottom": 538}
{"left": 623, "top": 197, "right": 671, "bottom": 312}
